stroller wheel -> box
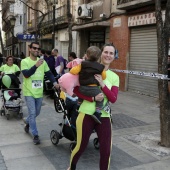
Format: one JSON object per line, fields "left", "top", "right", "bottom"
{"left": 70, "top": 142, "right": 76, "bottom": 153}
{"left": 6, "top": 114, "right": 10, "bottom": 120}
{"left": 0, "top": 109, "right": 5, "bottom": 116}
{"left": 50, "top": 130, "right": 60, "bottom": 145}
{"left": 93, "top": 138, "right": 100, "bottom": 150}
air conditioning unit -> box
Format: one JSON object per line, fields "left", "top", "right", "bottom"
{"left": 77, "top": 4, "right": 93, "bottom": 19}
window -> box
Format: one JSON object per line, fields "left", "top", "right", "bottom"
{"left": 20, "top": 15, "right": 22, "bottom": 25}
{"left": 9, "top": 4, "right": 14, "bottom": 13}
{"left": 89, "top": 31, "right": 105, "bottom": 49}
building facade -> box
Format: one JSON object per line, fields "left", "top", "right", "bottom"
{"left": 114, "top": 0, "right": 166, "bottom": 96}
{"left": 1, "top": 0, "right": 167, "bottom": 96}
{"left": 1, "top": 0, "right": 26, "bottom": 59}
{"left": 26, "top": 0, "right": 78, "bottom": 60}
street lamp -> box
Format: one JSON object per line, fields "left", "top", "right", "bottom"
{"left": 9, "top": 16, "right": 16, "bottom": 56}
{"left": 51, "top": 0, "right": 58, "bottom": 49}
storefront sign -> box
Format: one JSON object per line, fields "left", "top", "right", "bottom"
{"left": 16, "top": 34, "right": 39, "bottom": 41}
{"left": 128, "top": 11, "right": 165, "bottom": 27}
{"left": 113, "top": 18, "right": 121, "bottom": 27}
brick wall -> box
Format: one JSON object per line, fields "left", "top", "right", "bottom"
{"left": 109, "top": 15, "right": 130, "bottom": 91}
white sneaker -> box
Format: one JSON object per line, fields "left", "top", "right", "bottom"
{"left": 13, "top": 99, "right": 20, "bottom": 105}
{"left": 18, "top": 98, "right": 24, "bottom": 103}
{"left": 13, "top": 98, "right": 24, "bottom": 105}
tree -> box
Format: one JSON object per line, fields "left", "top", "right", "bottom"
{"left": 18, "top": 0, "right": 47, "bottom": 41}
{"left": 0, "top": 28, "right": 4, "bottom": 54}
{"left": 67, "top": 0, "right": 73, "bottom": 55}
{"left": 0, "top": 1, "right": 12, "bottom": 56}
{"left": 155, "top": 0, "right": 170, "bottom": 147}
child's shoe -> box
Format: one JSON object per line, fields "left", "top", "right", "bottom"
{"left": 91, "top": 112, "right": 102, "bottom": 124}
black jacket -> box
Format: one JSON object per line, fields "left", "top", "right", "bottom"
{"left": 79, "top": 60, "right": 104, "bottom": 86}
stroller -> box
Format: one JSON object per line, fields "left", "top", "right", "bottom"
{"left": 50, "top": 88, "right": 100, "bottom": 152}
{"left": 0, "top": 74, "right": 23, "bottom": 120}
{"left": 43, "top": 74, "right": 60, "bottom": 94}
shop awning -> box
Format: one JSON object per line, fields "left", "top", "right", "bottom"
{"left": 72, "top": 21, "right": 110, "bottom": 31}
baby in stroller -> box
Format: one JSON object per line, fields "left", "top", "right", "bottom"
{"left": 0, "top": 56, "right": 23, "bottom": 119}
{"left": 50, "top": 88, "right": 79, "bottom": 151}
{"left": 0, "top": 74, "right": 23, "bottom": 120}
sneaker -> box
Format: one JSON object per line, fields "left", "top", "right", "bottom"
{"left": 33, "top": 135, "right": 40, "bottom": 145}
{"left": 91, "top": 112, "right": 102, "bottom": 124}
{"left": 24, "top": 124, "right": 29, "bottom": 133}
{"left": 13, "top": 98, "right": 20, "bottom": 105}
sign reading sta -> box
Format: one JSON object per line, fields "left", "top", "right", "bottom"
{"left": 17, "top": 34, "right": 40, "bottom": 41}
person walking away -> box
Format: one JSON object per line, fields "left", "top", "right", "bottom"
{"left": 67, "top": 43, "right": 119, "bottom": 170}
{"left": 39, "top": 49, "right": 46, "bottom": 60}
{"left": 52, "top": 48, "right": 65, "bottom": 76}
{"left": 21, "top": 42, "right": 59, "bottom": 145}
{"left": 69, "top": 46, "right": 106, "bottom": 124}
{"left": 45, "top": 50, "right": 56, "bottom": 76}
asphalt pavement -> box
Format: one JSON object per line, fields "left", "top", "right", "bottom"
{"left": 0, "top": 89, "right": 170, "bottom": 170}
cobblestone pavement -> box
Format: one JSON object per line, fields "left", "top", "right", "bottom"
{"left": 1, "top": 90, "right": 170, "bottom": 170}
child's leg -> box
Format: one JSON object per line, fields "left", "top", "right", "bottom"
{"left": 95, "top": 100, "right": 104, "bottom": 113}
{"left": 92, "top": 99, "right": 104, "bottom": 124}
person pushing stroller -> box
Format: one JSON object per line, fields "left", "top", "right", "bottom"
{"left": 0, "top": 56, "right": 21, "bottom": 89}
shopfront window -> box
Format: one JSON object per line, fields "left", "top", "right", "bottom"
{"left": 89, "top": 31, "right": 105, "bottom": 49}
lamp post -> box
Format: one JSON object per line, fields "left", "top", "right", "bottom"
{"left": 51, "top": 0, "right": 58, "bottom": 49}
{"left": 9, "top": 16, "right": 16, "bottom": 56}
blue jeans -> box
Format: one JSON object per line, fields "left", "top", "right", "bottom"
{"left": 25, "top": 96, "right": 43, "bottom": 136}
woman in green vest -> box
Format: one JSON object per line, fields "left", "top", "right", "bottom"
{"left": 67, "top": 43, "right": 120, "bottom": 170}
{"left": 0, "top": 56, "right": 20, "bottom": 88}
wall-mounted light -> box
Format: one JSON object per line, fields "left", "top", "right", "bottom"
{"left": 9, "top": 16, "right": 16, "bottom": 27}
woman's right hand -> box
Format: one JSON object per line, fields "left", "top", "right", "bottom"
{"left": 94, "top": 93, "right": 104, "bottom": 102}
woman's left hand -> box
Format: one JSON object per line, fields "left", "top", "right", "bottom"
{"left": 94, "top": 74, "right": 105, "bottom": 88}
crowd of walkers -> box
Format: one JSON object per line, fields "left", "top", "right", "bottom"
{"left": 2, "top": 42, "right": 170, "bottom": 170}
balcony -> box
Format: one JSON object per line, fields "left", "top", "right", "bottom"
{"left": 117, "top": 0, "right": 155, "bottom": 10}
{"left": 6, "top": 36, "right": 18, "bottom": 47}
{"left": 2, "top": 19, "right": 10, "bottom": 32}
{"left": 2, "top": 9, "right": 15, "bottom": 32}
{"left": 27, "top": 19, "right": 37, "bottom": 33}
{"left": 7, "top": 0, "right": 15, "bottom": 3}
{"left": 38, "top": 4, "right": 68, "bottom": 29}
{"left": 27, "top": 5, "right": 68, "bottom": 34}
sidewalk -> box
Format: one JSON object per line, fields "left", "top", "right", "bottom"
{"left": 0, "top": 91, "right": 170, "bottom": 170}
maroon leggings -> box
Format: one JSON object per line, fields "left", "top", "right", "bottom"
{"left": 70, "top": 113, "right": 112, "bottom": 170}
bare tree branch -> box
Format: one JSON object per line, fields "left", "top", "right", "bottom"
{"left": 18, "top": 0, "right": 44, "bottom": 15}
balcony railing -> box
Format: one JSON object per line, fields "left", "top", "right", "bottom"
{"left": 39, "top": 4, "right": 68, "bottom": 27}
{"left": 27, "top": 4, "right": 68, "bottom": 33}
{"left": 27, "top": 18, "right": 37, "bottom": 32}
{"left": 117, "top": 0, "right": 155, "bottom": 10}
{"left": 6, "top": 36, "right": 18, "bottom": 47}
{"left": 117, "top": 0, "right": 136, "bottom": 5}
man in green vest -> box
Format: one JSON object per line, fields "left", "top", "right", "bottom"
{"left": 21, "top": 42, "right": 59, "bottom": 145}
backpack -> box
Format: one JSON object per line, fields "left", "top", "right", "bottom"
{"left": 64, "top": 58, "right": 68, "bottom": 69}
